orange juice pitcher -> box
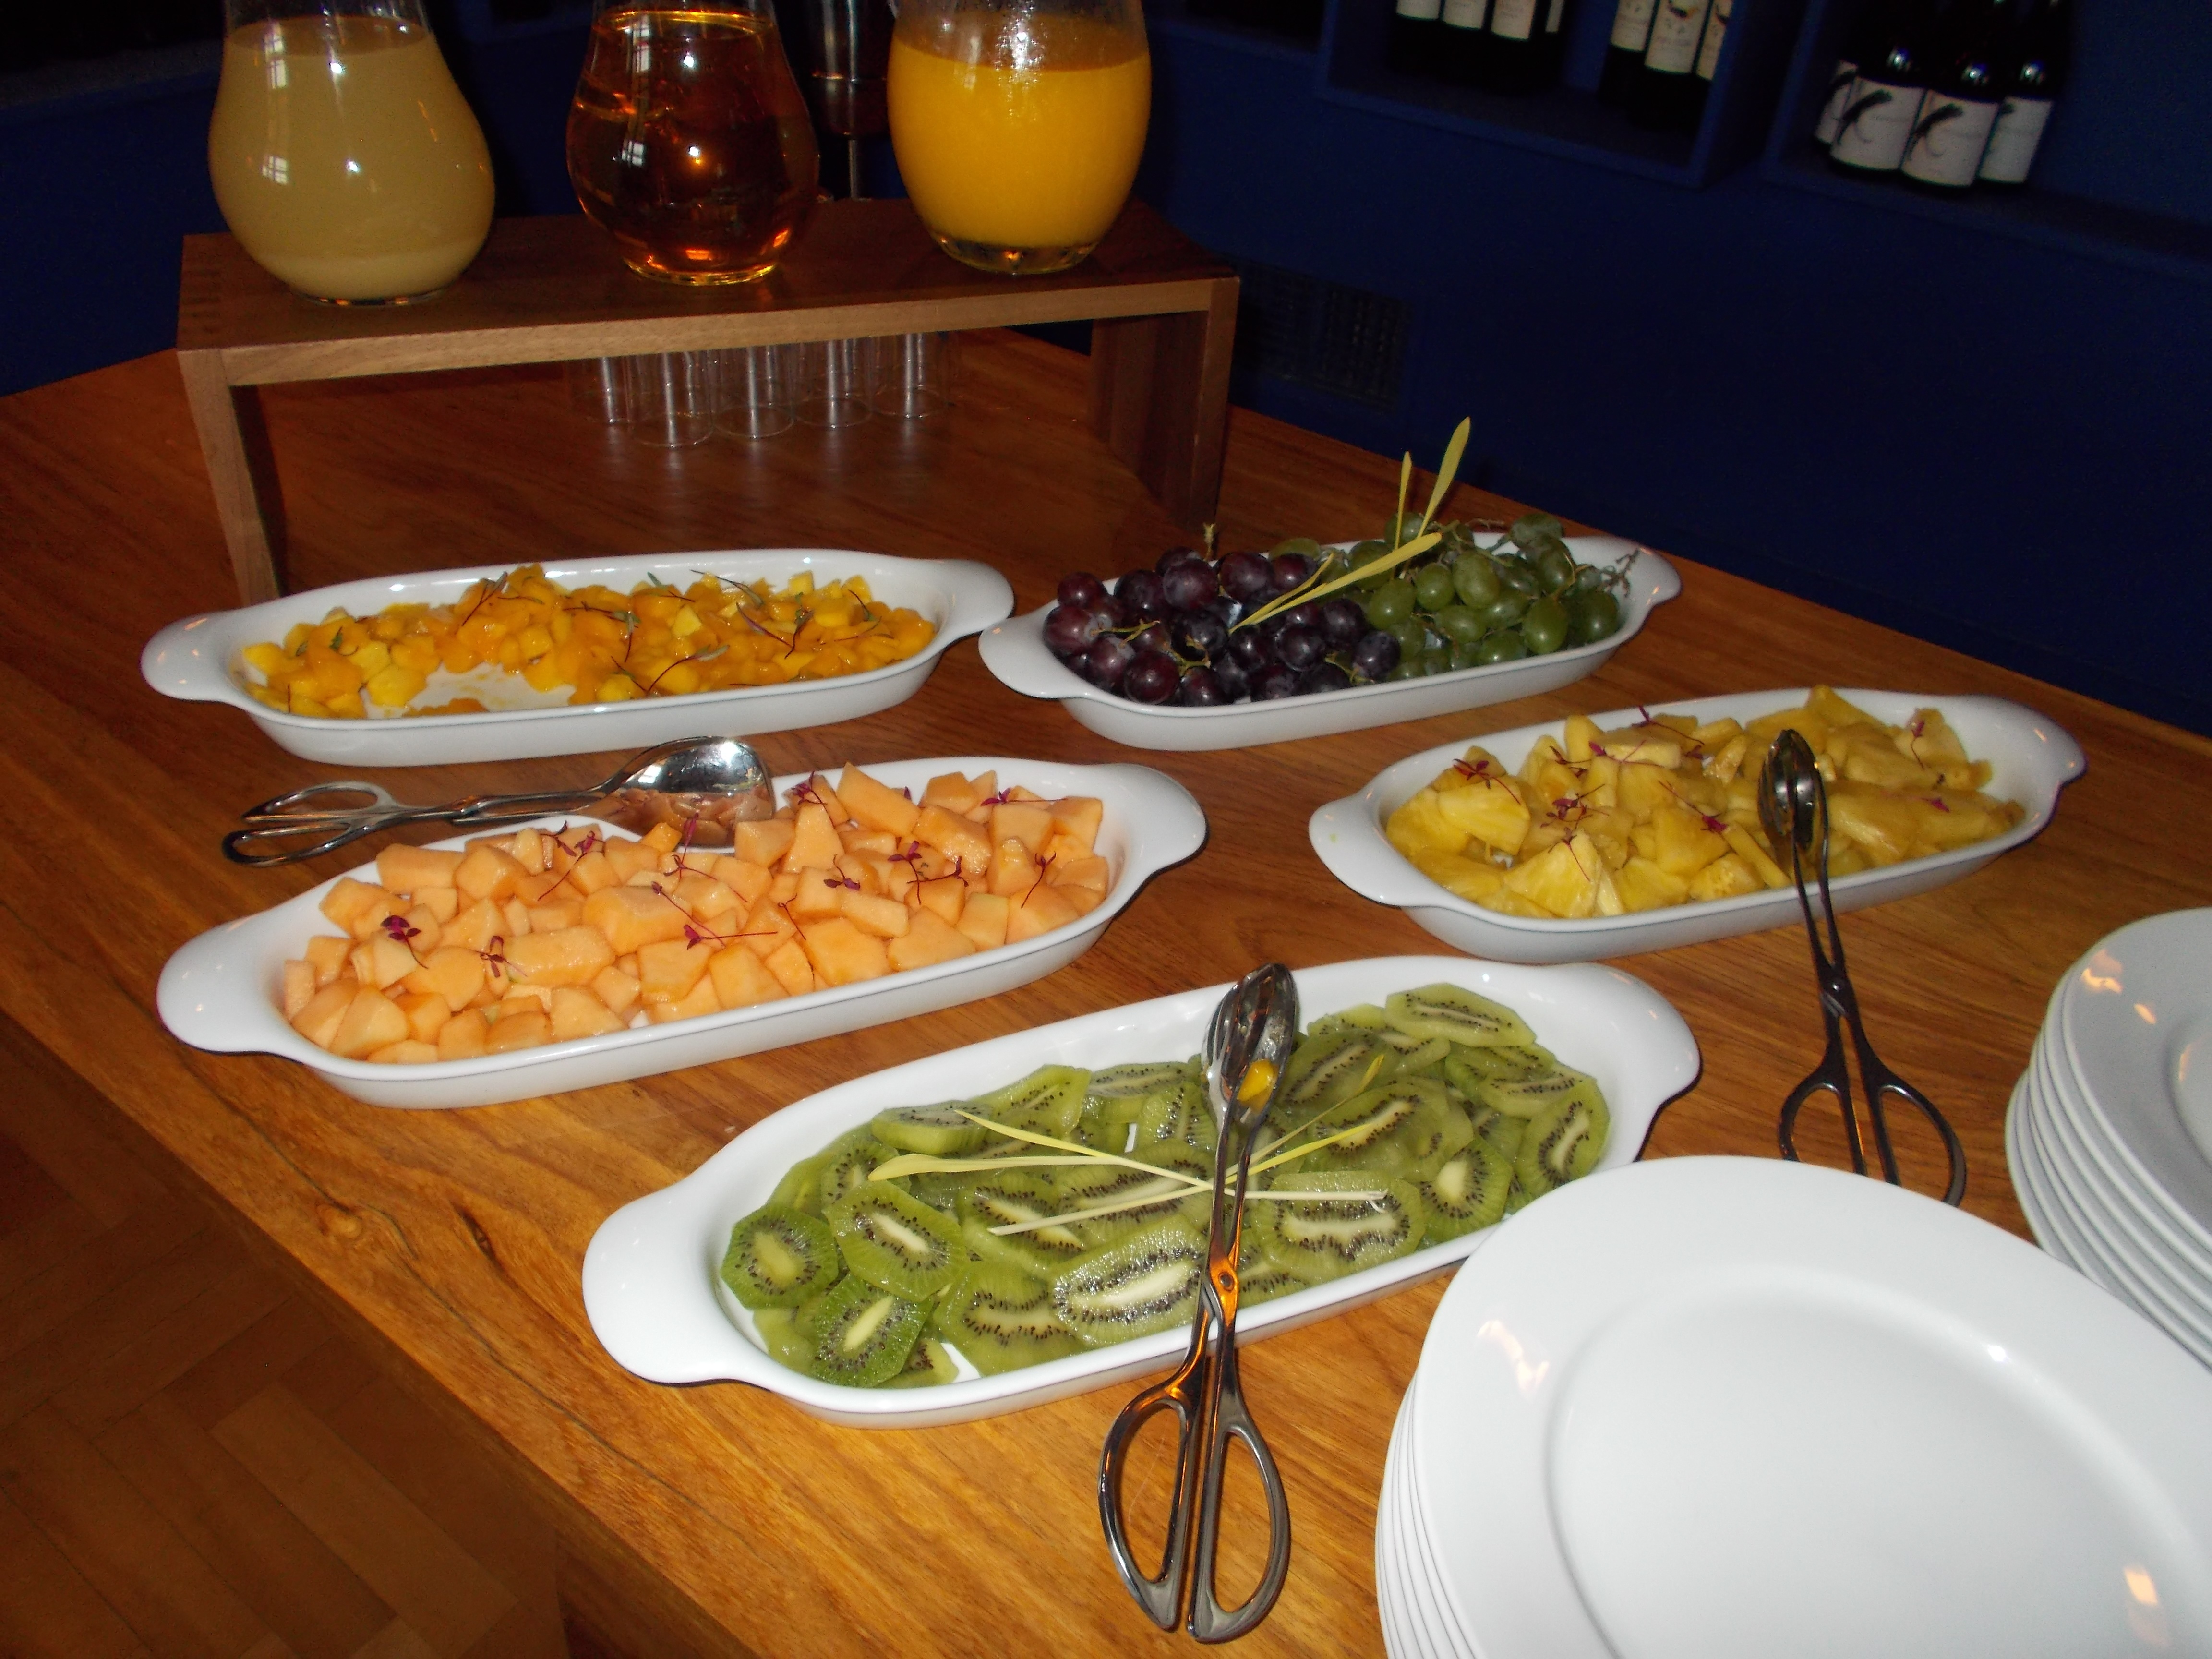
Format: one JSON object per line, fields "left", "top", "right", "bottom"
{"left": 208, "top": 0, "right": 495, "bottom": 303}
{"left": 889, "top": 0, "right": 1150, "bottom": 275}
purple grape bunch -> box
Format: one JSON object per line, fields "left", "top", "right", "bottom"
{"left": 1042, "top": 542, "right": 1406, "bottom": 707}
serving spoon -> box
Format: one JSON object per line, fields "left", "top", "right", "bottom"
{"left": 222, "top": 735, "right": 774, "bottom": 866}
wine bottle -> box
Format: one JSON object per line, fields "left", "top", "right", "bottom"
{"left": 1630, "top": 0, "right": 1713, "bottom": 130}
{"left": 1828, "top": 0, "right": 1936, "bottom": 174}
{"left": 1441, "top": 0, "right": 1493, "bottom": 85}
{"left": 1482, "top": 0, "right": 1559, "bottom": 93}
{"left": 1601, "top": 0, "right": 1658, "bottom": 105}
{"left": 1540, "top": 0, "right": 1571, "bottom": 85}
{"left": 1979, "top": 0, "right": 2066, "bottom": 186}
{"left": 1814, "top": 1, "right": 1890, "bottom": 145}
{"left": 1391, "top": 0, "right": 1446, "bottom": 76}
{"left": 1690, "top": 0, "right": 1732, "bottom": 110}
{"left": 1900, "top": 0, "right": 2010, "bottom": 190}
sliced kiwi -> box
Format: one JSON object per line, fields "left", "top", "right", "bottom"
{"left": 1052, "top": 1162, "right": 1204, "bottom": 1238}
{"left": 829, "top": 1182, "right": 964, "bottom": 1298}
{"left": 768, "top": 1150, "right": 828, "bottom": 1214}
{"left": 1515, "top": 1087, "right": 1611, "bottom": 1197}
{"left": 1371, "top": 1027, "right": 1454, "bottom": 1077}
{"left": 1412, "top": 1141, "right": 1513, "bottom": 1243}
{"left": 1383, "top": 984, "right": 1536, "bottom": 1049}
{"left": 1443, "top": 1044, "right": 1552, "bottom": 1097}
{"left": 1052, "top": 1220, "right": 1208, "bottom": 1346}
{"left": 882, "top": 1334, "right": 961, "bottom": 1389}
{"left": 973, "top": 1065, "right": 1091, "bottom": 1142}
{"left": 752, "top": 1304, "right": 821, "bottom": 1373}
{"left": 1479, "top": 1064, "right": 1606, "bottom": 1122}
{"left": 1503, "top": 1178, "right": 1532, "bottom": 1215}
{"left": 871, "top": 1102, "right": 987, "bottom": 1157}
{"left": 805, "top": 1275, "right": 925, "bottom": 1387}
{"left": 1299, "top": 1076, "right": 1460, "bottom": 1178}
{"left": 1276, "top": 1027, "right": 1397, "bottom": 1124}
{"left": 939, "top": 1259, "right": 1084, "bottom": 1375}
{"left": 1251, "top": 1170, "right": 1426, "bottom": 1284}
{"left": 1470, "top": 1101, "right": 1526, "bottom": 1161}
{"left": 720, "top": 1203, "right": 843, "bottom": 1309}
{"left": 1330, "top": 1003, "right": 1391, "bottom": 1030}
{"left": 812, "top": 1127, "right": 904, "bottom": 1212}
{"left": 957, "top": 1172, "right": 1092, "bottom": 1275}
{"left": 1081, "top": 1060, "right": 1200, "bottom": 1149}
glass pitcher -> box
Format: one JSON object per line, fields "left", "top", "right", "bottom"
{"left": 567, "top": 0, "right": 821, "bottom": 285}
{"left": 207, "top": 0, "right": 494, "bottom": 303}
{"left": 888, "top": 0, "right": 1150, "bottom": 275}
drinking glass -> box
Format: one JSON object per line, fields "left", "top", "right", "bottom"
{"left": 888, "top": 0, "right": 1150, "bottom": 275}
{"left": 207, "top": 0, "right": 494, "bottom": 303}
{"left": 796, "top": 338, "right": 873, "bottom": 427}
{"left": 625, "top": 352, "right": 719, "bottom": 446}
{"left": 567, "top": 0, "right": 822, "bottom": 284}
{"left": 869, "top": 331, "right": 955, "bottom": 419}
{"left": 716, "top": 346, "right": 798, "bottom": 438}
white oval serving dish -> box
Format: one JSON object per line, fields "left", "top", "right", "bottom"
{"left": 974, "top": 540, "right": 1679, "bottom": 752}
{"left": 141, "top": 548, "right": 1015, "bottom": 766}
{"left": 1310, "top": 688, "right": 2084, "bottom": 965}
{"left": 580, "top": 954, "right": 1700, "bottom": 1427}
{"left": 156, "top": 756, "right": 1204, "bottom": 1109}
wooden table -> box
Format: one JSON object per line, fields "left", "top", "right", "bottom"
{"left": 3, "top": 330, "right": 2205, "bottom": 1657}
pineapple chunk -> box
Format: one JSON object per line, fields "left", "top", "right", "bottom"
{"left": 1502, "top": 834, "right": 1606, "bottom": 919}
{"left": 1432, "top": 774, "right": 1531, "bottom": 856}
{"left": 1615, "top": 857, "right": 1690, "bottom": 913}
{"left": 1685, "top": 854, "right": 1762, "bottom": 902}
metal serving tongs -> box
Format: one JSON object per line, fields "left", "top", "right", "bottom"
{"left": 222, "top": 736, "right": 773, "bottom": 866}
{"left": 1099, "top": 963, "right": 1298, "bottom": 1643}
{"left": 1759, "top": 730, "right": 1968, "bottom": 1205}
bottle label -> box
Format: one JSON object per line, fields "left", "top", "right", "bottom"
{"left": 1901, "top": 94, "right": 2001, "bottom": 186}
{"left": 1490, "top": 0, "right": 1539, "bottom": 40}
{"left": 1644, "top": 0, "right": 1711, "bottom": 74}
{"left": 1978, "top": 95, "right": 2054, "bottom": 183}
{"left": 1829, "top": 78, "right": 1921, "bottom": 170}
{"left": 1694, "top": 0, "right": 1731, "bottom": 80}
{"left": 1544, "top": 0, "right": 1565, "bottom": 32}
{"left": 1609, "top": 0, "right": 1658, "bottom": 51}
{"left": 1396, "top": 0, "right": 1444, "bottom": 22}
{"left": 1813, "top": 58, "right": 1860, "bottom": 145}
{"left": 1443, "top": 0, "right": 1490, "bottom": 29}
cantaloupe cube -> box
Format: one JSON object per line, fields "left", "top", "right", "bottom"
{"left": 955, "top": 892, "right": 1010, "bottom": 951}
{"left": 841, "top": 828, "right": 898, "bottom": 858}
{"left": 376, "top": 845, "right": 463, "bottom": 894}
{"left": 590, "top": 963, "right": 642, "bottom": 1017}
{"left": 291, "top": 981, "right": 355, "bottom": 1048}
{"left": 550, "top": 986, "right": 627, "bottom": 1043}
{"left": 734, "top": 818, "right": 797, "bottom": 868}
{"left": 526, "top": 901, "right": 584, "bottom": 933}
{"left": 838, "top": 765, "right": 921, "bottom": 837}
{"left": 515, "top": 866, "right": 571, "bottom": 906}
{"left": 645, "top": 972, "right": 721, "bottom": 1024}
{"left": 437, "top": 1010, "right": 491, "bottom": 1059}
{"left": 839, "top": 890, "right": 911, "bottom": 939}
{"left": 672, "top": 871, "right": 739, "bottom": 921}
{"left": 1006, "top": 882, "right": 1080, "bottom": 943}
{"left": 740, "top": 899, "right": 799, "bottom": 959}
{"left": 501, "top": 897, "right": 533, "bottom": 939}
{"left": 319, "top": 877, "right": 388, "bottom": 930}
{"left": 784, "top": 803, "right": 844, "bottom": 872}
{"left": 455, "top": 843, "right": 529, "bottom": 903}
{"left": 416, "top": 887, "right": 460, "bottom": 924}
{"left": 558, "top": 847, "right": 617, "bottom": 896}
{"left": 789, "top": 867, "right": 848, "bottom": 920}
{"left": 395, "top": 991, "right": 451, "bottom": 1045}
{"left": 403, "top": 945, "right": 488, "bottom": 1013}
{"left": 1003, "top": 783, "right": 1045, "bottom": 802}
{"left": 399, "top": 904, "right": 443, "bottom": 949}
{"left": 797, "top": 917, "right": 888, "bottom": 987}
{"left": 345, "top": 894, "right": 398, "bottom": 941}
{"left": 484, "top": 1009, "right": 552, "bottom": 1053}
{"left": 988, "top": 838, "right": 1042, "bottom": 898}
{"left": 991, "top": 802, "right": 1054, "bottom": 857}
{"left": 921, "top": 771, "right": 983, "bottom": 815}
{"left": 832, "top": 852, "right": 881, "bottom": 896}
{"left": 888, "top": 909, "right": 977, "bottom": 973}
{"left": 442, "top": 899, "right": 502, "bottom": 954}
{"left": 502, "top": 925, "right": 617, "bottom": 988}
{"left": 366, "top": 1040, "right": 441, "bottom": 1065}
{"left": 507, "top": 827, "right": 548, "bottom": 871}
{"left": 635, "top": 822, "right": 680, "bottom": 855}
{"left": 764, "top": 938, "right": 816, "bottom": 996}
{"left": 637, "top": 938, "right": 714, "bottom": 1004}
{"left": 709, "top": 944, "right": 784, "bottom": 1010}
{"left": 501, "top": 985, "right": 555, "bottom": 1015}
{"left": 331, "top": 986, "right": 410, "bottom": 1058}
{"left": 1048, "top": 797, "right": 1103, "bottom": 852}
{"left": 1050, "top": 854, "right": 1111, "bottom": 894}
{"left": 963, "top": 772, "right": 997, "bottom": 810}
{"left": 304, "top": 935, "right": 352, "bottom": 986}
{"left": 349, "top": 934, "right": 420, "bottom": 992}
{"left": 282, "top": 959, "right": 317, "bottom": 1019}
{"left": 583, "top": 885, "right": 692, "bottom": 955}
{"left": 915, "top": 806, "right": 991, "bottom": 871}
{"left": 601, "top": 837, "right": 663, "bottom": 882}
{"left": 710, "top": 856, "right": 774, "bottom": 908}
{"left": 768, "top": 869, "right": 802, "bottom": 904}
{"left": 880, "top": 859, "right": 919, "bottom": 905}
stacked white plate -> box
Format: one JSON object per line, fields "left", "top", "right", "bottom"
{"left": 2007, "top": 909, "right": 2212, "bottom": 1371}
{"left": 1374, "top": 1156, "right": 2212, "bottom": 1658}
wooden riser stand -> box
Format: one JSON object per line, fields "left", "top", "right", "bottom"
{"left": 176, "top": 201, "right": 1239, "bottom": 603}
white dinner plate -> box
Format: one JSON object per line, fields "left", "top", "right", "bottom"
{"left": 975, "top": 542, "right": 1679, "bottom": 753}
{"left": 1310, "top": 688, "right": 2083, "bottom": 964}
{"left": 1409, "top": 1156, "right": 2212, "bottom": 1659}
{"left": 141, "top": 548, "right": 1014, "bottom": 766}
{"left": 2056, "top": 912, "right": 2212, "bottom": 1252}
{"left": 580, "top": 956, "right": 1698, "bottom": 1427}
{"left": 156, "top": 756, "right": 1203, "bottom": 1109}
{"left": 2007, "top": 1068, "right": 2078, "bottom": 1269}
{"left": 1394, "top": 1373, "right": 1479, "bottom": 1659}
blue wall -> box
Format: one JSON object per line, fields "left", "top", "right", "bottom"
{"left": 2, "top": 9, "right": 2206, "bottom": 734}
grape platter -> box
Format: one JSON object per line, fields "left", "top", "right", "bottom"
{"left": 1042, "top": 514, "right": 1634, "bottom": 709}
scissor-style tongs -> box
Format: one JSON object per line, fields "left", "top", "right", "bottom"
{"left": 1099, "top": 963, "right": 1298, "bottom": 1643}
{"left": 1760, "top": 730, "right": 1968, "bottom": 1205}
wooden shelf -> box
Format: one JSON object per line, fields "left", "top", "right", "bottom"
{"left": 175, "top": 200, "right": 1238, "bottom": 602}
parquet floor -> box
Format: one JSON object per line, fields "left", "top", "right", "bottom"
{"left": 0, "top": 1010, "right": 568, "bottom": 1659}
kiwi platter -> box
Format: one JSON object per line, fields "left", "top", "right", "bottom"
{"left": 719, "top": 984, "right": 1610, "bottom": 1388}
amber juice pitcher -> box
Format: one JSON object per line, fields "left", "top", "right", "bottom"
{"left": 567, "top": 0, "right": 822, "bottom": 284}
